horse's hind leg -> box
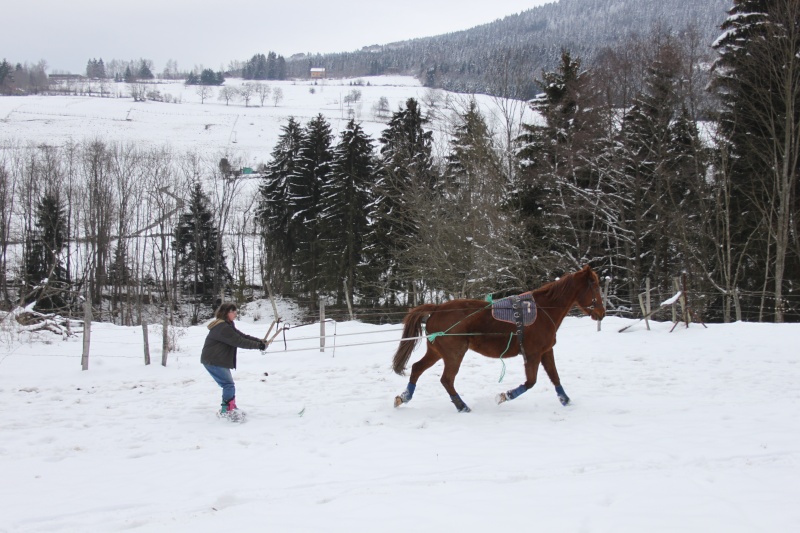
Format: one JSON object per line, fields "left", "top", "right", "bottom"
{"left": 440, "top": 352, "right": 471, "bottom": 413}
{"left": 394, "top": 346, "right": 441, "bottom": 408}
{"left": 540, "top": 348, "right": 570, "bottom": 405}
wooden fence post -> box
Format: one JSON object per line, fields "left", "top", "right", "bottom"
{"left": 672, "top": 278, "right": 680, "bottom": 323}
{"left": 161, "top": 314, "right": 169, "bottom": 366}
{"left": 81, "top": 300, "right": 92, "bottom": 371}
{"left": 344, "top": 279, "right": 355, "bottom": 321}
{"left": 264, "top": 277, "right": 281, "bottom": 323}
{"left": 680, "top": 272, "right": 690, "bottom": 326}
{"left": 142, "top": 321, "right": 151, "bottom": 365}
{"left": 598, "top": 276, "right": 610, "bottom": 332}
{"left": 638, "top": 278, "right": 651, "bottom": 331}
{"left": 319, "top": 299, "right": 325, "bottom": 353}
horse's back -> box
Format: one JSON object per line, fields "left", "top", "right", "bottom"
{"left": 424, "top": 298, "right": 491, "bottom": 332}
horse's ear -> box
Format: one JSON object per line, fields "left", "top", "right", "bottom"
{"left": 582, "top": 265, "right": 591, "bottom": 272}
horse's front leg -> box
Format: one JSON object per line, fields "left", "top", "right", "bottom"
{"left": 496, "top": 355, "right": 540, "bottom": 404}
{"left": 541, "top": 348, "right": 570, "bottom": 405}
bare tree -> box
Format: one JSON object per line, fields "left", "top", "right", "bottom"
{"left": 129, "top": 83, "right": 147, "bottom": 102}
{"left": 272, "top": 87, "right": 284, "bottom": 107}
{"left": 484, "top": 50, "right": 536, "bottom": 184}
{"left": 195, "top": 85, "right": 213, "bottom": 104}
{"left": 218, "top": 86, "right": 238, "bottom": 106}
{"left": 714, "top": 0, "right": 800, "bottom": 322}
{"left": 238, "top": 82, "right": 255, "bottom": 107}
{"left": 372, "top": 96, "right": 390, "bottom": 120}
{"left": 255, "top": 83, "right": 272, "bottom": 106}
{"left": 748, "top": 0, "right": 800, "bottom": 322}
{"left": 0, "top": 149, "right": 16, "bottom": 305}
{"left": 81, "top": 141, "right": 116, "bottom": 312}
{"left": 108, "top": 143, "right": 145, "bottom": 324}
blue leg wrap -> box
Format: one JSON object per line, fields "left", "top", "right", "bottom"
{"left": 555, "top": 385, "right": 570, "bottom": 406}
{"left": 506, "top": 384, "right": 528, "bottom": 400}
{"left": 450, "top": 394, "right": 471, "bottom": 413}
{"left": 397, "top": 382, "right": 416, "bottom": 404}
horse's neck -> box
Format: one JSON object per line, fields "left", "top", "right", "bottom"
{"left": 540, "top": 299, "right": 571, "bottom": 327}
{"left": 536, "top": 278, "right": 580, "bottom": 326}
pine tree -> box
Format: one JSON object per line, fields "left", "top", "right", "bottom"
{"left": 515, "top": 51, "right": 608, "bottom": 280}
{"left": 257, "top": 117, "right": 304, "bottom": 291}
{"left": 290, "top": 114, "right": 334, "bottom": 303}
{"left": 664, "top": 104, "right": 708, "bottom": 280}
{"left": 138, "top": 62, "right": 154, "bottom": 80}
{"left": 366, "top": 98, "right": 436, "bottom": 303}
{"left": 266, "top": 52, "right": 276, "bottom": 80}
{"left": 173, "top": 183, "right": 231, "bottom": 309}
{"left": 276, "top": 56, "right": 287, "bottom": 80}
{"left": 199, "top": 69, "right": 223, "bottom": 85}
{"left": 320, "top": 119, "right": 376, "bottom": 303}
{"left": 612, "top": 42, "right": 685, "bottom": 301}
{"left": 712, "top": 0, "right": 800, "bottom": 322}
{"left": 0, "top": 59, "right": 13, "bottom": 93}
{"left": 245, "top": 54, "right": 262, "bottom": 79}
{"left": 427, "top": 99, "right": 515, "bottom": 296}
{"left": 22, "top": 192, "right": 70, "bottom": 311}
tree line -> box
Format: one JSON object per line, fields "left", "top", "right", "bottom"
{"left": 282, "top": 0, "right": 729, "bottom": 100}
{"left": 1, "top": 1, "right": 798, "bottom": 324}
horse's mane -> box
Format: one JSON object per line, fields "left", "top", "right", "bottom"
{"left": 533, "top": 269, "right": 582, "bottom": 304}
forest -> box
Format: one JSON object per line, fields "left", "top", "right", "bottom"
{"left": 0, "top": 0, "right": 798, "bottom": 325}
{"left": 283, "top": 0, "right": 730, "bottom": 100}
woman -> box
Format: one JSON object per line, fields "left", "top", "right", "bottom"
{"left": 201, "top": 302, "right": 265, "bottom": 421}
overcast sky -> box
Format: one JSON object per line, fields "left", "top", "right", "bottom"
{"left": 3, "top": 0, "right": 555, "bottom": 74}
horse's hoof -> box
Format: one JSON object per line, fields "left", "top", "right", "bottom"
{"left": 555, "top": 386, "right": 570, "bottom": 406}
{"left": 394, "top": 389, "right": 413, "bottom": 408}
{"left": 496, "top": 392, "right": 508, "bottom": 404}
{"left": 458, "top": 405, "right": 472, "bottom": 413}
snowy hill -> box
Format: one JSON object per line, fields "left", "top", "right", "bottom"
{"left": 1, "top": 311, "right": 798, "bottom": 531}
{"left": 0, "top": 76, "right": 527, "bottom": 167}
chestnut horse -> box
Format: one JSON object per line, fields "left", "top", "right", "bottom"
{"left": 392, "top": 265, "right": 605, "bottom": 412}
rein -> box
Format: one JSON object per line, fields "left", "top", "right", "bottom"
{"left": 424, "top": 302, "right": 492, "bottom": 343}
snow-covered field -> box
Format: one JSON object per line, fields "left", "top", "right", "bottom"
{"left": 0, "top": 76, "right": 526, "bottom": 166}
{"left": 1, "top": 75, "right": 797, "bottom": 532}
{"left": 1, "top": 305, "right": 798, "bottom": 532}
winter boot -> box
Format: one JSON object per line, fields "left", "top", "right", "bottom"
{"left": 218, "top": 397, "right": 246, "bottom": 422}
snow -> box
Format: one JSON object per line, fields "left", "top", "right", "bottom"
{"left": 1, "top": 309, "right": 799, "bottom": 532}
{"left": 660, "top": 291, "right": 682, "bottom": 306}
{"left": 0, "top": 76, "right": 533, "bottom": 166}
{"left": 1, "top": 73, "right": 795, "bottom": 531}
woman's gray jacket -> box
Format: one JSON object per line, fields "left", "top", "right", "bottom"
{"left": 200, "top": 319, "right": 263, "bottom": 369}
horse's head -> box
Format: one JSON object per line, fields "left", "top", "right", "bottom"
{"left": 577, "top": 265, "right": 606, "bottom": 321}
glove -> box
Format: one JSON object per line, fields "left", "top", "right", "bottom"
{"left": 258, "top": 341, "right": 266, "bottom": 351}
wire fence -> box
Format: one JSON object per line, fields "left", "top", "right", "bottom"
{"left": 3, "top": 281, "right": 799, "bottom": 370}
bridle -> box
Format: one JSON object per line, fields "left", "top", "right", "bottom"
{"left": 579, "top": 276, "right": 604, "bottom": 317}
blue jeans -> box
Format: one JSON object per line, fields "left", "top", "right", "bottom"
{"left": 204, "top": 364, "right": 235, "bottom": 403}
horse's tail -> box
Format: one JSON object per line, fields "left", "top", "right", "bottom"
{"left": 392, "top": 304, "right": 439, "bottom": 376}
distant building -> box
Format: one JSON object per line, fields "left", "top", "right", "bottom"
{"left": 48, "top": 74, "right": 86, "bottom": 82}
{"left": 310, "top": 68, "right": 326, "bottom": 79}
